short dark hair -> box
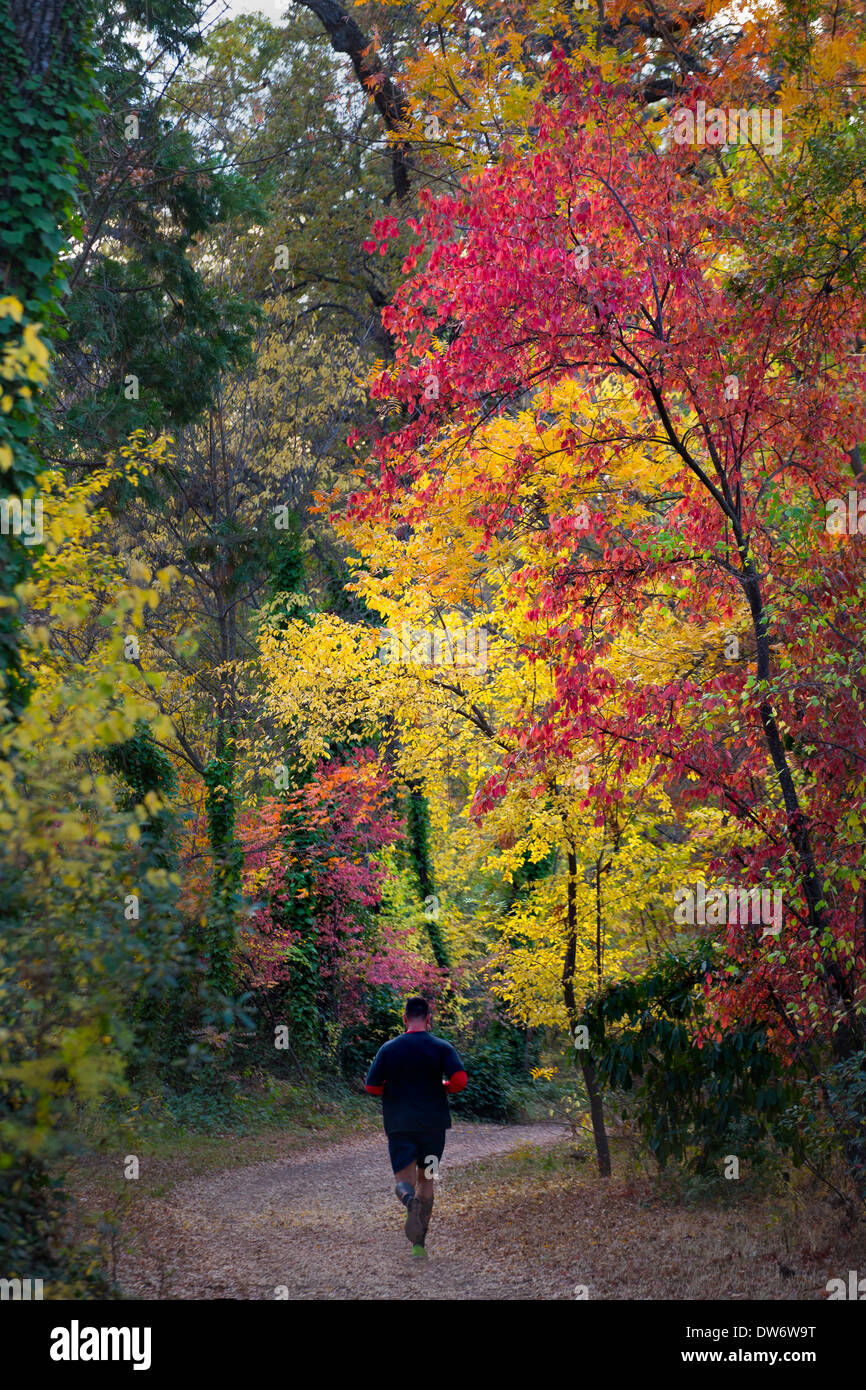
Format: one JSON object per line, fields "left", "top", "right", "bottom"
{"left": 405, "top": 996, "right": 430, "bottom": 1020}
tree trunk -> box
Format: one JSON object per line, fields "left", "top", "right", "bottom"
{"left": 293, "top": 0, "right": 411, "bottom": 201}
{"left": 738, "top": 547, "right": 862, "bottom": 1059}
{"left": 562, "top": 841, "right": 611, "bottom": 1176}
{"left": 579, "top": 1054, "right": 611, "bottom": 1177}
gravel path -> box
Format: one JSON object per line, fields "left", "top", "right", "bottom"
{"left": 120, "top": 1122, "right": 567, "bottom": 1300}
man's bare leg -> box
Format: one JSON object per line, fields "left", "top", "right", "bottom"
{"left": 407, "top": 1161, "right": 435, "bottom": 1253}
{"left": 394, "top": 1162, "right": 417, "bottom": 1210}
{"left": 393, "top": 1160, "right": 431, "bottom": 1252}
{"left": 394, "top": 1161, "right": 424, "bottom": 1252}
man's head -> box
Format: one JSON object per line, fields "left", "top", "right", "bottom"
{"left": 404, "top": 996, "right": 431, "bottom": 1030}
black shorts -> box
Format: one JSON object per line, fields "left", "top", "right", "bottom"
{"left": 387, "top": 1129, "right": 446, "bottom": 1175}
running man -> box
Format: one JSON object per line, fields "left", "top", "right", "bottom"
{"left": 365, "top": 996, "right": 467, "bottom": 1257}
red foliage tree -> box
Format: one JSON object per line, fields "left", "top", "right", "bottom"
{"left": 351, "top": 57, "right": 866, "bottom": 1072}
{"left": 238, "top": 753, "right": 443, "bottom": 1027}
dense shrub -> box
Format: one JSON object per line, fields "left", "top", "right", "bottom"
{"left": 339, "top": 986, "right": 406, "bottom": 1079}
{"left": 581, "top": 940, "right": 806, "bottom": 1173}
{"left": 450, "top": 1040, "right": 519, "bottom": 1122}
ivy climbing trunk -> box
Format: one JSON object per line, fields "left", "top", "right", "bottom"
{"left": 406, "top": 782, "right": 450, "bottom": 970}
{"left": 0, "top": 0, "right": 97, "bottom": 716}
{"left": 281, "top": 803, "right": 321, "bottom": 1061}
{"left": 203, "top": 725, "right": 242, "bottom": 998}
{"left": 104, "top": 721, "right": 180, "bottom": 1059}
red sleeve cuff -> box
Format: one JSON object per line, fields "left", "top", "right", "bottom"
{"left": 445, "top": 1070, "right": 468, "bottom": 1094}
{"left": 365, "top": 1083, "right": 384, "bottom": 1095}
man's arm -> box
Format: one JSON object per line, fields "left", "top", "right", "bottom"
{"left": 441, "top": 1041, "right": 468, "bottom": 1094}
{"left": 365, "top": 1044, "right": 387, "bottom": 1096}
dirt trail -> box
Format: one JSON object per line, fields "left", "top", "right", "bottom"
{"left": 119, "top": 1122, "right": 567, "bottom": 1300}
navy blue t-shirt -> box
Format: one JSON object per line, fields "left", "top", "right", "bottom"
{"left": 366, "top": 1031, "right": 464, "bottom": 1133}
